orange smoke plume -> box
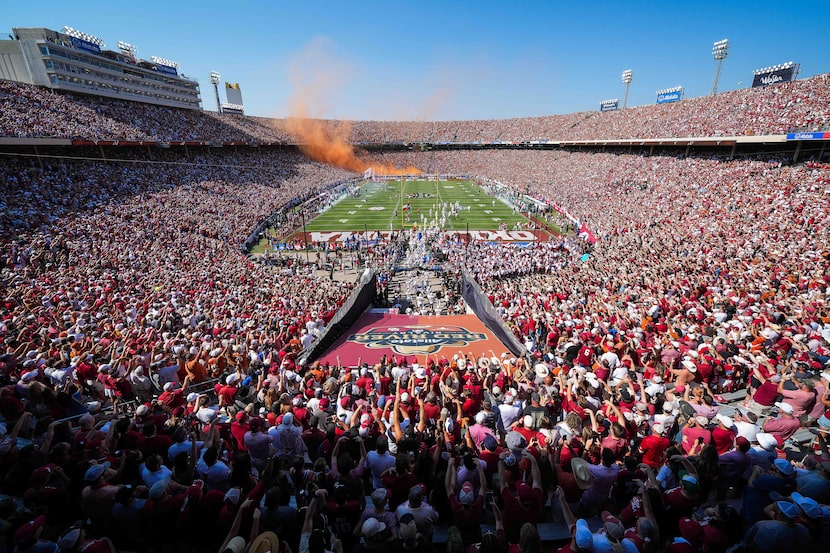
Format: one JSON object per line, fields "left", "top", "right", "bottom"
{"left": 282, "top": 38, "right": 420, "bottom": 176}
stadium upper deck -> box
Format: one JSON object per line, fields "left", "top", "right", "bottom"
{"left": 1, "top": 73, "right": 828, "bottom": 145}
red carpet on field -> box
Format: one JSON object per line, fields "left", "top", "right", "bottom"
{"left": 317, "top": 313, "right": 512, "bottom": 366}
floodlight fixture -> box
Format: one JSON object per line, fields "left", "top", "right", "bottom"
{"left": 210, "top": 71, "right": 222, "bottom": 114}
{"left": 621, "top": 69, "right": 633, "bottom": 108}
{"left": 62, "top": 26, "right": 105, "bottom": 48}
{"left": 150, "top": 55, "right": 179, "bottom": 69}
{"left": 710, "top": 39, "right": 729, "bottom": 95}
{"left": 752, "top": 61, "right": 796, "bottom": 75}
{"left": 117, "top": 41, "right": 138, "bottom": 56}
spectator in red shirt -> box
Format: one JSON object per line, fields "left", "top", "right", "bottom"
{"left": 680, "top": 416, "right": 712, "bottom": 455}
{"left": 498, "top": 450, "right": 543, "bottom": 543}
{"left": 639, "top": 423, "right": 670, "bottom": 468}
{"left": 748, "top": 366, "right": 780, "bottom": 414}
{"left": 445, "top": 457, "right": 487, "bottom": 545}
{"left": 712, "top": 415, "right": 738, "bottom": 455}
{"left": 762, "top": 402, "right": 802, "bottom": 446}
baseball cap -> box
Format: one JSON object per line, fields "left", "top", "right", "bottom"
{"left": 774, "top": 459, "right": 795, "bottom": 476}
{"left": 224, "top": 487, "right": 241, "bottom": 505}
{"left": 774, "top": 401, "right": 794, "bottom": 415}
{"left": 483, "top": 434, "right": 498, "bottom": 452}
{"left": 515, "top": 481, "right": 534, "bottom": 503}
{"left": 370, "top": 488, "right": 390, "bottom": 506}
{"left": 776, "top": 500, "right": 800, "bottom": 520}
{"left": 57, "top": 526, "right": 82, "bottom": 551}
{"left": 408, "top": 484, "right": 424, "bottom": 505}
{"left": 226, "top": 536, "right": 247, "bottom": 553}
{"left": 399, "top": 513, "right": 417, "bottom": 540}
{"left": 13, "top": 516, "right": 46, "bottom": 546}
{"left": 791, "top": 492, "right": 823, "bottom": 519}
{"left": 505, "top": 431, "right": 527, "bottom": 451}
{"left": 601, "top": 511, "right": 625, "bottom": 541}
{"left": 362, "top": 517, "right": 386, "bottom": 538}
{"left": 149, "top": 480, "right": 168, "bottom": 501}
{"left": 459, "top": 481, "right": 475, "bottom": 505}
{"left": 574, "top": 519, "right": 594, "bottom": 551}
{"left": 756, "top": 432, "right": 778, "bottom": 451}
{"left": 83, "top": 461, "right": 111, "bottom": 483}
{"left": 715, "top": 414, "right": 735, "bottom": 428}
{"left": 736, "top": 406, "right": 758, "bottom": 423}
{"left": 680, "top": 473, "right": 699, "bottom": 492}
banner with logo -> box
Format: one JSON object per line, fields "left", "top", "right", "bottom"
{"left": 155, "top": 63, "right": 178, "bottom": 76}
{"left": 657, "top": 90, "right": 682, "bottom": 104}
{"left": 786, "top": 132, "right": 830, "bottom": 141}
{"left": 752, "top": 66, "right": 795, "bottom": 87}
{"left": 600, "top": 100, "right": 619, "bottom": 112}
{"left": 69, "top": 36, "right": 101, "bottom": 55}
{"left": 315, "top": 313, "right": 517, "bottom": 366}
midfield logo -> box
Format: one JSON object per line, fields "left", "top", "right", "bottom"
{"left": 349, "top": 325, "right": 487, "bottom": 355}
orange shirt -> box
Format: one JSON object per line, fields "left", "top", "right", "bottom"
{"left": 186, "top": 357, "right": 207, "bottom": 383}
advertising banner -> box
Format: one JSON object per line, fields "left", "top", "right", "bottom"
{"left": 657, "top": 90, "right": 682, "bottom": 104}
{"left": 155, "top": 63, "right": 178, "bottom": 76}
{"left": 69, "top": 36, "right": 101, "bottom": 55}
{"left": 752, "top": 66, "right": 795, "bottom": 87}
{"left": 225, "top": 82, "right": 243, "bottom": 106}
{"left": 600, "top": 100, "right": 619, "bottom": 112}
{"left": 786, "top": 132, "right": 830, "bottom": 141}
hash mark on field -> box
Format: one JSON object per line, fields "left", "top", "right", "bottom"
{"left": 484, "top": 210, "right": 492, "bottom": 214}
{"left": 339, "top": 219, "right": 349, "bottom": 223}
{"left": 348, "top": 211, "right": 356, "bottom": 215}
{"left": 491, "top": 218, "right": 501, "bottom": 222}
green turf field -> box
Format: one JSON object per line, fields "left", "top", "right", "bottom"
{"left": 303, "top": 179, "right": 528, "bottom": 232}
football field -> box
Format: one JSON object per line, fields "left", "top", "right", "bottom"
{"left": 303, "top": 178, "right": 527, "bottom": 232}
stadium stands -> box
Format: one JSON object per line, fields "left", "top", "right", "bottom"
{"left": 1, "top": 72, "right": 830, "bottom": 553}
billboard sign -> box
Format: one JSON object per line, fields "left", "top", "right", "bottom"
{"left": 752, "top": 65, "right": 796, "bottom": 87}
{"left": 657, "top": 88, "right": 683, "bottom": 104}
{"left": 600, "top": 99, "right": 619, "bottom": 112}
{"left": 786, "top": 132, "right": 830, "bottom": 141}
{"left": 69, "top": 36, "right": 101, "bottom": 55}
{"left": 225, "top": 82, "right": 243, "bottom": 106}
{"left": 155, "top": 63, "right": 178, "bottom": 76}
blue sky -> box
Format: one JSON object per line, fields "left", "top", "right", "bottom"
{"left": 3, "top": 1, "right": 826, "bottom": 120}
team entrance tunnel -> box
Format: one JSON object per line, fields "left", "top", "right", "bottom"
{"left": 299, "top": 269, "right": 526, "bottom": 367}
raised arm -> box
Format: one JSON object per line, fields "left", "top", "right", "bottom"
{"left": 524, "top": 451, "right": 542, "bottom": 490}
{"left": 556, "top": 486, "right": 576, "bottom": 529}
{"left": 444, "top": 457, "right": 456, "bottom": 498}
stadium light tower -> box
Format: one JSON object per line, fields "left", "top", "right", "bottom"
{"left": 710, "top": 39, "right": 730, "bottom": 96}
{"left": 210, "top": 71, "right": 222, "bottom": 114}
{"left": 621, "top": 70, "right": 633, "bottom": 108}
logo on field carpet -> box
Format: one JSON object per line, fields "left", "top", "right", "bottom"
{"left": 349, "top": 325, "right": 487, "bottom": 355}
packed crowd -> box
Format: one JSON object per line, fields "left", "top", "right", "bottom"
{"left": 2, "top": 82, "right": 830, "bottom": 553}
{"left": 3, "top": 73, "right": 829, "bottom": 144}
